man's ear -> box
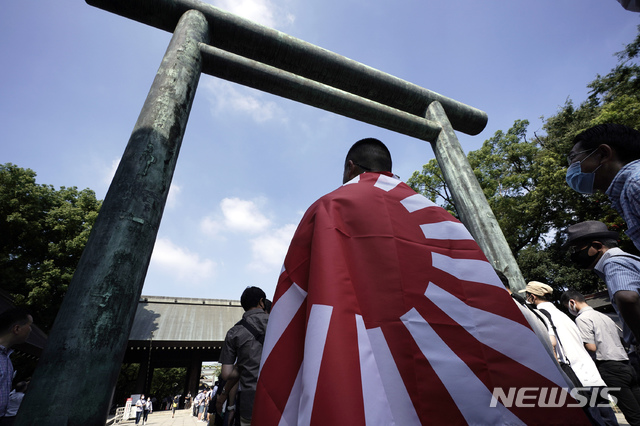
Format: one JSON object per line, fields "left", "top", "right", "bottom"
{"left": 598, "top": 144, "right": 615, "bottom": 163}
{"left": 343, "top": 160, "right": 357, "bottom": 183}
{"left": 347, "top": 160, "right": 359, "bottom": 179}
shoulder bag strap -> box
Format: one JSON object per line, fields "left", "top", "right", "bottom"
{"left": 239, "top": 318, "right": 265, "bottom": 345}
{"left": 538, "top": 308, "right": 570, "bottom": 365}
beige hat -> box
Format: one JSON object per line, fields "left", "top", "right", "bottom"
{"left": 519, "top": 281, "right": 553, "bottom": 296}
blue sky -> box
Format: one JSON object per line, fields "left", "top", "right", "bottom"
{"left": 2, "top": 1, "right": 638, "bottom": 301}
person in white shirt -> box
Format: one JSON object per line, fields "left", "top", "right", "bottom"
{"left": 562, "top": 290, "right": 640, "bottom": 426}
{"left": 3, "top": 381, "right": 27, "bottom": 424}
{"left": 193, "top": 390, "right": 206, "bottom": 421}
{"left": 524, "top": 281, "right": 619, "bottom": 425}
{"left": 143, "top": 398, "right": 152, "bottom": 424}
{"left": 134, "top": 395, "right": 146, "bottom": 425}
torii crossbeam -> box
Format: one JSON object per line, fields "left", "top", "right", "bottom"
{"left": 15, "top": 1, "right": 525, "bottom": 424}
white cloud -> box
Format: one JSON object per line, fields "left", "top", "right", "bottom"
{"left": 249, "top": 223, "right": 297, "bottom": 272}
{"left": 203, "top": 79, "right": 287, "bottom": 124}
{"left": 166, "top": 184, "right": 181, "bottom": 209}
{"left": 197, "top": 198, "right": 297, "bottom": 276}
{"left": 104, "top": 158, "right": 120, "bottom": 185}
{"left": 201, "top": 0, "right": 297, "bottom": 125}
{"left": 221, "top": 197, "right": 271, "bottom": 233}
{"left": 150, "top": 238, "right": 216, "bottom": 283}
{"left": 200, "top": 197, "right": 271, "bottom": 236}
{"left": 212, "top": 0, "right": 294, "bottom": 28}
{"left": 200, "top": 215, "right": 225, "bottom": 238}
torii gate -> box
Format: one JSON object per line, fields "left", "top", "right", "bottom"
{"left": 15, "top": 1, "right": 526, "bottom": 424}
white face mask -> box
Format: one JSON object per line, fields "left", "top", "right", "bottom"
{"left": 567, "top": 302, "right": 579, "bottom": 316}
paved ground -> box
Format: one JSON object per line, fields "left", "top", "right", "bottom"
{"left": 111, "top": 406, "right": 629, "bottom": 425}
{"left": 114, "top": 409, "right": 211, "bottom": 426}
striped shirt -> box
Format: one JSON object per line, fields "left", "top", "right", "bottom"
{"left": 0, "top": 346, "right": 14, "bottom": 417}
{"left": 606, "top": 159, "right": 640, "bottom": 251}
{"left": 594, "top": 247, "right": 640, "bottom": 345}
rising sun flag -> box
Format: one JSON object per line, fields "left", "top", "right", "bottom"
{"left": 253, "top": 172, "right": 588, "bottom": 425}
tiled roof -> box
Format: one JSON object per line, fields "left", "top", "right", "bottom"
{"left": 129, "top": 296, "right": 244, "bottom": 342}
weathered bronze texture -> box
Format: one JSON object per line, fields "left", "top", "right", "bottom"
{"left": 14, "top": 9, "right": 209, "bottom": 426}
{"left": 199, "top": 44, "right": 442, "bottom": 142}
{"left": 86, "top": 0, "right": 488, "bottom": 136}
{"left": 426, "top": 101, "right": 526, "bottom": 289}
{"left": 15, "top": 2, "right": 524, "bottom": 424}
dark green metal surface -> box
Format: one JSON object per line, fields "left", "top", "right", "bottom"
{"left": 14, "top": 9, "right": 209, "bottom": 426}
{"left": 199, "top": 44, "right": 442, "bottom": 142}
{"left": 86, "top": 0, "right": 488, "bottom": 137}
{"left": 426, "top": 101, "right": 525, "bottom": 290}
{"left": 14, "top": 3, "right": 524, "bottom": 424}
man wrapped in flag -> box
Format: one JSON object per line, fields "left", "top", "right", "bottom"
{"left": 253, "top": 138, "right": 589, "bottom": 425}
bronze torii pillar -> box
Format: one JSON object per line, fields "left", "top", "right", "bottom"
{"left": 16, "top": 0, "right": 525, "bottom": 424}
{"left": 15, "top": 8, "right": 210, "bottom": 426}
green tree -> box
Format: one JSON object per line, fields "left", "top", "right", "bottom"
{"left": 410, "top": 120, "right": 567, "bottom": 250}
{"left": 408, "top": 26, "right": 640, "bottom": 294}
{"left": 0, "top": 163, "right": 102, "bottom": 332}
{"left": 149, "top": 367, "right": 187, "bottom": 402}
{"left": 408, "top": 158, "right": 456, "bottom": 215}
{"left": 113, "top": 363, "right": 140, "bottom": 408}
{"left": 468, "top": 120, "right": 550, "bottom": 253}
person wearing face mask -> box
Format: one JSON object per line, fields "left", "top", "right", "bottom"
{"left": 564, "top": 221, "right": 640, "bottom": 371}
{"left": 522, "top": 281, "right": 618, "bottom": 425}
{"left": 522, "top": 282, "right": 606, "bottom": 389}
{"left": 566, "top": 124, "right": 640, "bottom": 251}
{"left": 561, "top": 289, "right": 640, "bottom": 426}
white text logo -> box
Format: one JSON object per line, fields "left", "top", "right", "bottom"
{"left": 490, "top": 387, "right": 619, "bottom": 408}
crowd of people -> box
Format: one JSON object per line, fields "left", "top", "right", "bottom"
{"left": 2, "top": 124, "right": 640, "bottom": 425}
{"left": 189, "top": 386, "right": 219, "bottom": 422}
{"left": 248, "top": 131, "right": 640, "bottom": 425}
{"left": 131, "top": 129, "right": 640, "bottom": 425}
{"left": 558, "top": 124, "right": 640, "bottom": 424}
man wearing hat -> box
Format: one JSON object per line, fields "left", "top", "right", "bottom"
{"left": 523, "top": 282, "right": 607, "bottom": 389}
{"left": 564, "top": 220, "right": 640, "bottom": 352}
{"left": 523, "top": 281, "right": 618, "bottom": 425}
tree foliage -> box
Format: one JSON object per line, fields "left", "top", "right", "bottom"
{"left": 113, "top": 363, "right": 141, "bottom": 408}
{"left": 0, "top": 164, "right": 102, "bottom": 332}
{"left": 408, "top": 26, "right": 640, "bottom": 294}
{"left": 149, "top": 367, "right": 187, "bottom": 402}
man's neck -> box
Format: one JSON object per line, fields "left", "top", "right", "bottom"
{"left": 0, "top": 335, "right": 14, "bottom": 349}
{"left": 577, "top": 303, "right": 591, "bottom": 313}
{"left": 597, "top": 162, "right": 623, "bottom": 192}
